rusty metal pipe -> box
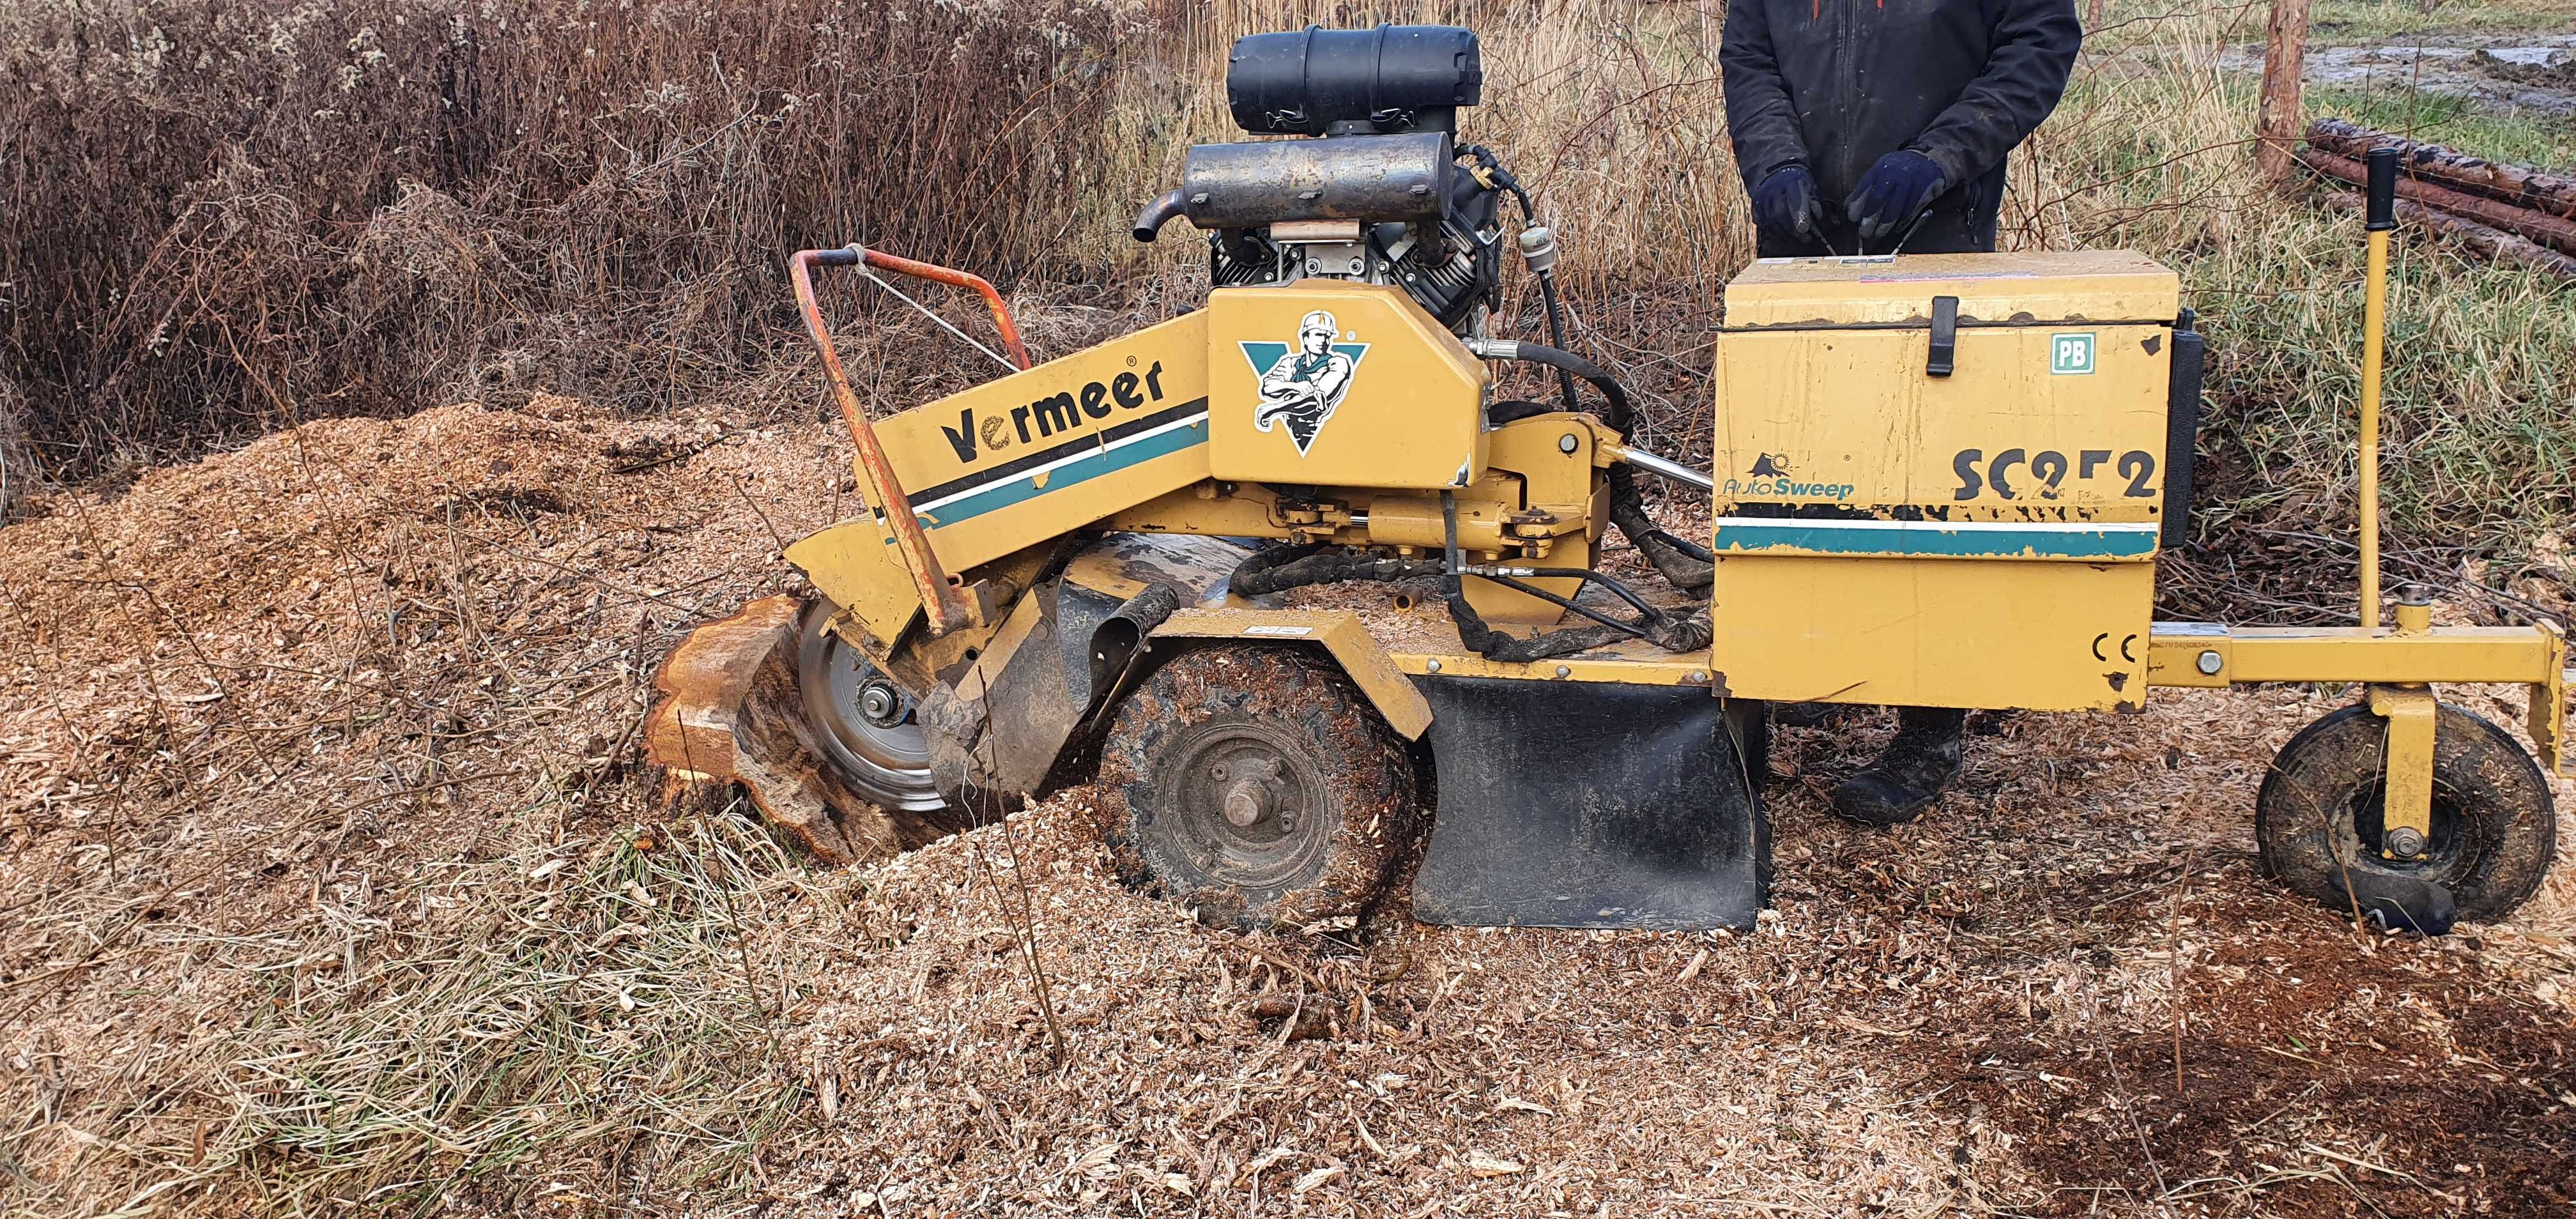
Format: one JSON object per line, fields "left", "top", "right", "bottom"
{"left": 1132, "top": 188, "right": 1190, "bottom": 243}
{"left": 852, "top": 245, "right": 1032, "bottom": 370}
{"left": 789, "top": 247, "right": 976, "bottom": 636}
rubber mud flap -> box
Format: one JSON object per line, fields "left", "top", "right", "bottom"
{"left": 1411, "top": 676, "right": 1767, "bottom": 930}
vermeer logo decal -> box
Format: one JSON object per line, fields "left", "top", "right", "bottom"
{"left": 1240, "top": 310, "right": 1368, "bottom": 456}
{"left": 935, "top": 359, "right": 1169, "bottom": 466}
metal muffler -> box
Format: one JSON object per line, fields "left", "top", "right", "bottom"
{"left": 1135, "top": 133, "right": 1454, "bottom": 241}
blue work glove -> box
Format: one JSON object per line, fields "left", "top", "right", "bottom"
{"left": 1845, "top": 150, "right": 1949, "bottom": 245}
{"left": 1751, "top": 163, "right": 1825, "bottom": 242}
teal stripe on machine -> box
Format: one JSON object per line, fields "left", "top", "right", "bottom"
{"left": 912, "top": 416, "right": 1209, "bottom": 530}
{"left": 1710, "top": 518, "right": 2159, "bottom": 559}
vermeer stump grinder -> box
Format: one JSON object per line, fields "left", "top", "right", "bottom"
{"left": 649, "top": 26, "right": 2563, "bottom": 934}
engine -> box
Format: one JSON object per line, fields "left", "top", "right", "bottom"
{"left": 1132, "top": 25, "right": 1529, "bottom": 340}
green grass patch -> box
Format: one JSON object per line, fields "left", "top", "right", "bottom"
{"left": 2310, "top": 0, "right": 2576, "bottom": 40}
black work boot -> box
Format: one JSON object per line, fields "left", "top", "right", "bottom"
{"left": 1830, "top": 706, "right": 1966, "bottom": 827}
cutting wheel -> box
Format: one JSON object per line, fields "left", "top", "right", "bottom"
{"left": 796, "top": 598, "right": 948, "bottom": 813}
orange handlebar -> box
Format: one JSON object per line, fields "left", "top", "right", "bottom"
{"left": 789, "top": 245, "right": 1017, "bottom": 637}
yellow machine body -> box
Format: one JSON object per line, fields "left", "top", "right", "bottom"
{"left": 799, "top": 282, "right": 1595, "bottom": 656}
{"left": 1708, "top": 251, "right": 2182, "bottom": 712}
{"left": 724, "top": 234, "right": 2576, "bottom": 941}
{"left": 791, "top": 251, "right": 2569, "bottom": 781}
{"left": 870, "top": 310, "right": 1215, "bottom": 579}
{"left": 1206, "top": 282, "right": 1490, "bottom": 489}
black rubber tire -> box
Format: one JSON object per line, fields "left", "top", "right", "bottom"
{"left": 2257, "top": 701, "right": 2557, "bottom": 924}
{"left": 1097, "top": 646, "right": 1420, "bottom": 931}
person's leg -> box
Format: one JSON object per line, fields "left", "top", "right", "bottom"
{"left": 1828, "top": 705, "right": 1966, "bottom": 825}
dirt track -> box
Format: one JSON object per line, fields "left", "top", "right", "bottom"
{"left": 2, "top": 402, "right": 2572, "bottom": 1216}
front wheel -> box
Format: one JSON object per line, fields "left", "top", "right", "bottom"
{"left": 1097, "top": 647, "right": 1421, "bottom": 931}
{"left": 2256, "top": 700, "right": 2557, "bottom": 924}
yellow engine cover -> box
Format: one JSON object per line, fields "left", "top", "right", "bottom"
{"left": 1208, "top": 282, "right": 1489, "bottom": 489}
{"left": 1708, "top": 251, "right": 2183, "bottom": 711}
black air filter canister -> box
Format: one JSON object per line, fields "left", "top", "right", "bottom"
{"left": 1179, "top": 132, "right": 1453, "bottom": 229}
{"left": 1227, "top": 25, "right": 1482, "bottom": 136}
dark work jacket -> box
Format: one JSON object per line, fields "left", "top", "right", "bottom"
{"left": 1721, "top": 0, "right": 2082, "bottom": 255}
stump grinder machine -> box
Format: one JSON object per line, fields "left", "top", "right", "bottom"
{"left": 648, "top": 26, "right": 2563, "bottom": 933}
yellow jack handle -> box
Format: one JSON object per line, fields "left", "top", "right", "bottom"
{"left": 2354, "top": 148, "right": 2440, "bottom": 856}
{"left": 2358, "top": 146, "right": 2398, "bottom": 629}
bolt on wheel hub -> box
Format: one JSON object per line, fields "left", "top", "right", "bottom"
{"left": 857, "top": 680, "right": 905, "bottom": 728}
{"left": 1157, "top": 728, "right": 1326, "bottom": 892}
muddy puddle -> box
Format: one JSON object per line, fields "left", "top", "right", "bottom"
{"left": 2225, "top": 34, "right": 2576, "bottom": 118}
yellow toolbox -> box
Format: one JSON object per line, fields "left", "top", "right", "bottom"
{"left": 1707, "top": 251, "right": 2191, "bottom": 711}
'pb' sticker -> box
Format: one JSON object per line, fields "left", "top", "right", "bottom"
{"left": 2050, "top": 332, "right": 2096, "bottom": 375}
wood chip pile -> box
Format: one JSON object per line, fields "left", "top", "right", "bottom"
{"left": 1, "top": 401, "right": 2570, "bottom": 1217}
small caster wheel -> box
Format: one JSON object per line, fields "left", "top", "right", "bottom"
{"left": 1097, "top": 646, "right": 1422, "bottom": 931}
{"left": 2257, "top": 701, "right": 2557, "bottom": 924}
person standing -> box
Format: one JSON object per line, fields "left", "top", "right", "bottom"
{"left": 1722, "top": 0, "right": 2083, "bottom": 259}
{"left": 1720, "top": 0, "right": 2083, "bottom": 824}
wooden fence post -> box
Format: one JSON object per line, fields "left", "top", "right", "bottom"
{"left": 2257, "top": 0, "right": 2311, "bottom": 185}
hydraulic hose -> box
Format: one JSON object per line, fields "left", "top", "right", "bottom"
{"left": 1464, "top": 341, "right": 1713, "bottom": 594}
{"left": 1230, "top": 544, "right": 1445, "bottom": 596}
{"left": 1441, "top": 493, "right": 1713, "bottom": 661}
{"left": 1223, "top": 540, "right": 1711, "bottom": 664}
{"left": 1459, "top": 143, "right": 1577, "bottom": 412}
{"left": 1535, "top": 272, "right": 1577, "bottom": 411}
{"left": 1464, "top": 339, "right": 1629, "bottom": 433}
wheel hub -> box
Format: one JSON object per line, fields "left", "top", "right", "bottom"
{"left": 857, "top": 680, "right": 905, "bottom": 728}
{"left": 795, "top": 600, "right": 947, "bottom": 813}
{"left": 1153, "top": 726, "right": 1328, "bottom": 893}
{"left": 1216, "top": 756, "right": 1287, "bottom": 828}
{"left": 2353, "top": 781, "right": 2466, "bottom": 874}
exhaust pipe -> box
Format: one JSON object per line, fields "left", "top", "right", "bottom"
{"left": 1132, "top": 188, "right": 1189, "bottom": 243}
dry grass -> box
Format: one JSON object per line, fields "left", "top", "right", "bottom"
{"left": 8, "top": 0, "right": 2568, "bottom": 582}
{"left": 4, "top": 1, "right": 2575, "bottom": 1215}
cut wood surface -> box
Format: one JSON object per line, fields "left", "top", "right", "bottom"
{"left": 2306, "top": 118, "right": 2576, "bottom": 222}
{"left": 2315, "top": 190, "right": 2576, "bottom": 279}
{"left": 646, "top": 594, "right": 972, "bottom": 862}
{"left": 2297, "top": 147, "right": 2576, "bottom": 256}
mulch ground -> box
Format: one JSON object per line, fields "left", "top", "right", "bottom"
{"left": 1, "top": 388, "right": 2570, "bottom": 1218}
